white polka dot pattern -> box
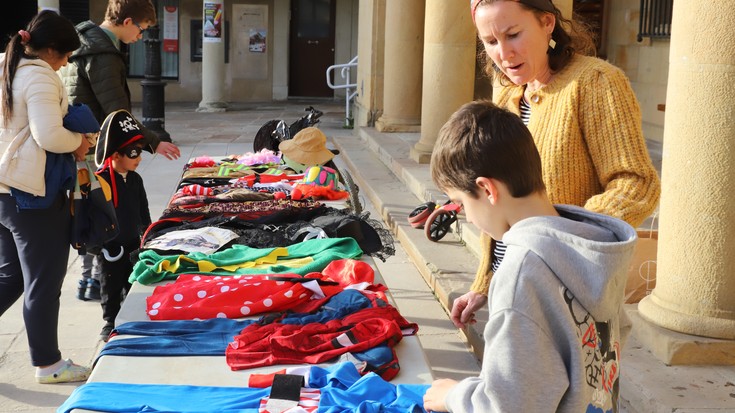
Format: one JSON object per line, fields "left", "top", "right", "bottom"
{"left": 145, "top": 273, "right": 315, "bottom": 320}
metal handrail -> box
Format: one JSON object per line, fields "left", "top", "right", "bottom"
{"left": 327, "top": 56, "right": 358, "bottom": 128}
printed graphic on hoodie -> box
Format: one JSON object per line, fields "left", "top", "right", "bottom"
{"left": 562, "top": 287, "right": 620, "bottom": 413}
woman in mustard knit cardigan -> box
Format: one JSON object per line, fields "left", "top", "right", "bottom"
{"left": 450, "top": 0, "right": 661, "bottom": 329}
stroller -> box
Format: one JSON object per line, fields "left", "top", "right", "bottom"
{"left": 252, "top": 106, "right": 362, "bottom": 215}
{"left": 253, "top": 106, "right": 323, "bottom": 153}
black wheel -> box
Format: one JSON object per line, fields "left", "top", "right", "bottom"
{"left": 408, "top": 202, "right": 436, "bottom": 229}
{"left": 253, "top": 120, "right": 281, "bottom": 152}
{"left": 340, "top": 168, "right": 362, "bottom": 215}
{"left": 425, "top": 209, "right": 457, "bottom": 242}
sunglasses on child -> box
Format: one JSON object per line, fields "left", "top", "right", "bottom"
{"left": 118, "top": 145, "right": 144, "bottom": 159}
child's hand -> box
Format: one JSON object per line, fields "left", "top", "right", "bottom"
{"left": 423, "top": 378, "right": 457, "bottom": 412}
{"left": 73, "top": 134, "right": 93, "bottom": 161}
{"left": 450, "top": 291, "right": 487, "bottom": 328}
{"left": 155, "top": 141, "right": 181, "bottom": 160}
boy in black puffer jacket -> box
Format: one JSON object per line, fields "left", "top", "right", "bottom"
{"left": 59, "top": 0, "right": 180, "bottom": 302}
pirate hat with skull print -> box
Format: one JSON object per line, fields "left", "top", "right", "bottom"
{"left": 95, "top": 109, "right": 154, "bottom": 167}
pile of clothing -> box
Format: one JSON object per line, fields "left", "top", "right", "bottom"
{"left": 60, "top": 148, "right": 431, "bottom": 413}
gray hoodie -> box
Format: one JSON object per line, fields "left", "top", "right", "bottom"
{"left": 445, "top": 205, "right": 636, "bottom": 413}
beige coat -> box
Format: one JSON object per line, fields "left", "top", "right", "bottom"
{"left": 0, "top": 56, "right": 81, "bottom": 196}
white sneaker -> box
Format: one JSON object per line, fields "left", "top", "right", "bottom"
{"left": 35, "top": 359, "right": 91, "bottom": 384}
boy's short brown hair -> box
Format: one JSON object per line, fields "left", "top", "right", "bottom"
{"left": 431, "top": 100, "right": 545, "bottom": 198}
{"left": 105, "top": 0, "right": 157, "bottom": 26}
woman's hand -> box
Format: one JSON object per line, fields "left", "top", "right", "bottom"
{"left": 423, "top": 378, "right": 457, "bottom": 412}
{"left": 73, "top": 133, "right": 93, "bottom": 161}
{"left": 450, "top": 291, "right": 487, "bottom": 329}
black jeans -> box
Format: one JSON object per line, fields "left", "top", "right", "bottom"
{"left": 100, "top": 243, "right": 136, "bottom": 324}
{"left": 0, "top": 193, "right": 70, "bottom": 366}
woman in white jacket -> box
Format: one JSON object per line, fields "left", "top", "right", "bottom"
{"left": 0, "top": 10, "right": 92, "bottom": 384}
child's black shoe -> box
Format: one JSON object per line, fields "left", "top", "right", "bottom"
{"left": 85, "top": 279, "right": 101, "bottom": 301}
{"left": 76, "top": 279, "right": 89, "bottom": 301}
{"left": 100, "top": 322, "right": 114, "bottom": 342}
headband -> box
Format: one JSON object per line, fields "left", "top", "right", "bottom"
{"left": 17, "top": 30, "right": 31, "bottom": 44}
{"left": 471, "top": 0, "right": 556, "bottom": 22}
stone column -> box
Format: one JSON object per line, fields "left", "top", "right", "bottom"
{"left": 198, "top": 0, "right": 228, "bottom": 112}
{"left": 37, "top": 0, "right": 60, "bottom": 12}
{"left": 636, "top": 0, "right": 735, "bottom": 365}
{"left": 375, "top": 0, "right": 425, "bottom": 133}
{"left": 38, "top": 0, "right": 60, "bottom": 13}
{"left": 410, "top": 0, "right": 475, "bottom": 163}
{"left": 354, "top": 0, "right": 385, "bottom": 127}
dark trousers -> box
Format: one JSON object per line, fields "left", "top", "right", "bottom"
{"left": 0, "top": 193, "right": 70, "bottom": 366}
{"left": 100, "top": 244, "right": 135, "bottom": 324}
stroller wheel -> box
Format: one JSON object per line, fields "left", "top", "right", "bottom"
{"left": 425, "top": 208, "right": 457, "bottom": 242}
{"left": 407, "top": 202, "right": 436, "bottom": 229}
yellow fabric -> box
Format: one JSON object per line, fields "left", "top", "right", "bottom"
{"left": 199, "top": 247, "right": 288, "bottom": 272}
{"left": 251, "top": 256, "right": 314, "bottom": 270}
{"left": 156, "top": 247, "right": 288, "bottom": 274}
{"left": 471, "top": 54, "right": 661, "bottom": 295}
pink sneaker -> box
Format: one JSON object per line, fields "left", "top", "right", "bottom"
{"left": 35, "top": 359, "right": 91, "bottom": 384}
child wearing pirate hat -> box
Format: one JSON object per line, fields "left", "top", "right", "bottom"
{"left": 94, "top": 109, "right": 152, "bottom": 341}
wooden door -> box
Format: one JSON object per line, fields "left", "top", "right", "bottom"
{"left": 288, "top": 0, "right": 336, "bottom": 97}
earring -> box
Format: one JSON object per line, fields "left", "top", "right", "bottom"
{"left": 549, "top": 38, "right": 557, "bottom": 49}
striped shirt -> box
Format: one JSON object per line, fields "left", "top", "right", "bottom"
{"left": 491, "top": 96, "right": 531, "bottom": 273}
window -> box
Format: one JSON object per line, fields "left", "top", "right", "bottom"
{"left": 637, "top": 0, "right": 673, "bottom": 41}
{"left": 128, "top": 0, "right": 179, "bottom": 79}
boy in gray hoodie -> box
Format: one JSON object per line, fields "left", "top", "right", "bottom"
{"left": 423, "top": 101, "right": 637, "bottom": 413}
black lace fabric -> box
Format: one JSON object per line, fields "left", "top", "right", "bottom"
{"left": 142, "top": 207, "right": 395, "bottom": 261}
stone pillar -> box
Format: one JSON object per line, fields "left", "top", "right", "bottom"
{"left": 37, "top": 0, "right": 60, "bottom": 13}
{"left": 198, "top": 0, "right": 228, "bottom": 112}
{"left": 375, "top": 0, "right": 425, "bottom": 133}
{"left": 636, "top": 0, "right": 735, "bottom": 365}
{"left": 410, "top": 0, "right": 475, "bottom": 163}
{"left": 272, "top": 0, "right": 289, "bottom": 100}
{"left": 354, "top": 0, "right": 385, "bottom": 127}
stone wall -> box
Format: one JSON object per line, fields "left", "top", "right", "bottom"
{"left": 605, "top": 0, "right": 669, "bottom": 143}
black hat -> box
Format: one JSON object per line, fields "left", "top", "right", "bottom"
{"left": 95, "top": 110, "right": 153, "bottom": 167}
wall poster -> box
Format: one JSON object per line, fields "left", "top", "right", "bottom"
{"left": 163, "top": 5, "right": 179, "bottom": 52}
{"left": 203, "top": 0, "right": 223, "bottom": 43}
